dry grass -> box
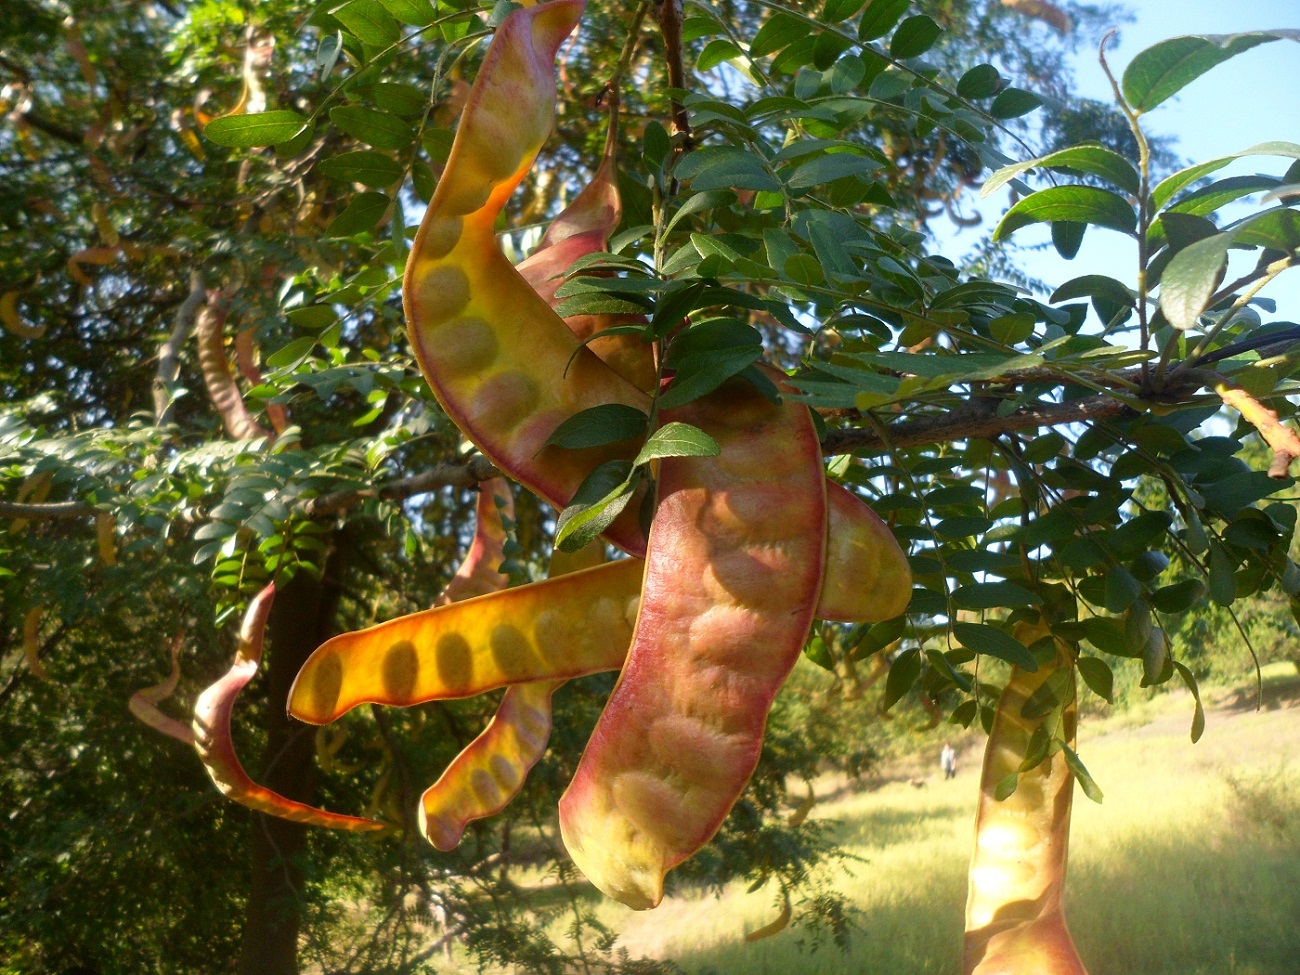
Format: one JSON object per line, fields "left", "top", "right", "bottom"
{"left": 596, "top": 678, "right": 1300, "bottom": 975}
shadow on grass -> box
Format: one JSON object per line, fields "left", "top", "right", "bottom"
{"left": 663, "top": 791, "right": 1300, "bottom": 975}
{"left": 1221, "top": 666, "right": 1300, "bottom": 713}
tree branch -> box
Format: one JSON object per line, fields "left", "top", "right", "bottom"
{"left": 821, "top": 394, "right": 1133, "bottom": 456}
{"left": 154, "top": 269, "right": 205, "bottom": 424}
{"left": 2, "top": 457, "right": 502, "bottom": 524}
{"left": 655, "top": 0, "right": 691, "bottom": 151}
{"left": 0, "top": 500, "right": 97, "bottom": 520}
{"left": 301, "top": 456, "right": 501, "bottom": 517}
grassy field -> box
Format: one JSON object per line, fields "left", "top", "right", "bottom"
{"left": 593, "top": 667, "right": 1300, "bottom": 975}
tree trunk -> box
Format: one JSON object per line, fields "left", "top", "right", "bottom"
{"left": 237, "top": 541, "right": 349, "bottom": 975}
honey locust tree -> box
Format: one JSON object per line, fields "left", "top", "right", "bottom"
{"left": 2, "top": 0, "right": 1299, "bottom": 973}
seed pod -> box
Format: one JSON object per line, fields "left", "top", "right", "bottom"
{"left": 193, "top": 583, "right": 385, "bottom": 832}
{"left": 96, "top": 511, "right": 118, "bottom": 565}
{"left": 419, "top": 540, "right": 606, "bottom": 851}
{"left": 8, "top": 469, "right": 54, "bottom": 533}
{"left": 22, "top": 606, "right": 50, "bottom": 682}
{"left": 1, "top": 290, "right": 46, "bottom": 340}
{"left": 196, "top": 293, "right": 272, "bottom": 441}
{"left": 129, "top": 631, "right": 194, "bottom": 744}
{"left": 404, "top": 3, "right": 909, "bottom": 609}
{"left": 559, "top": 377, "right": 827, "bottom": 910}
{"left": 405, "top": 0, "right": 652, "bottom": 556}
{"left": 964, "top": 623, "right": 1089, "bottom": 975}
{"left": 515, "top": 98, "right": 656, "bottom": 392}
{"left": 233, "top": 327, "right": 290, "bottom": 435}
{"left": 434, "top": 479, "right": 514, "bottom": 606}
{"left": 744, "top": 894, "right": 792, "bottom": 942}
{"left": 288, "top": 558, "right": 643, "bottom": 725}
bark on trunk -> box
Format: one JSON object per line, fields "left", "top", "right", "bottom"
{"left": 236, "top": 543, "right": 349, "bottom": 975}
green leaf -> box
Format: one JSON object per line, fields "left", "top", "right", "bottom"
{"left": 377, "top": 0, "right": 436, "bottom": 26}
{"left": 317, "top": 150, "right": 404, "bottom": 188}
{"left": 1063, "top": 743, "right": 1104, "bottom": 803}
{"left": 1052, "top": 221, "right": 1086, "bottom": 260}
{"left": 824, "top": 0, "right": 866, "bottom": 21}
{"left": 1103, "top": 567, "right": 1141, "bottom": 613}
{"left": 329, "top": 106, "right": 414, "bottom": 150}
{"left": 204, "top": 111, "right": 309, "bottom": 148}
{"left": 1172, "top": 661, "right": 1206, "bottom": 742}
{"left": 957, "top": 63, "right": 1001, "bottom": 99}
{"left": 1076, "top": 656, "right": 1114, "bottom": 703}
{"left": 698, "top": 38, "right": 743, "bottom": 72}
{"left": 333, "top": 0, "right": 402, "bottom": 46}
{"left": 750, "top": 13, "right": 805, "bottom": 58}
{"left": 317, "top": 32, "right": 343, "bottom": 79}
{"left": 1150, "top": 142, "right": 1300, "bottom": 210}
{"left": 889, "top": 15, "right": 941, "bottom": 59}
{"left": 989, "top": 87, "right": 1042, "bottom": 119}
{"left": 1122, "top": 31, "right": 1298, "bottom": 114}
{"left": 265, "top": 336, "right": 316, "bottom": 371}
{"left": 674, "top": 146, "right": 781, "bottom": 192}
{"left": 983, "top": 144, "right": 1141, "bottom": 198}
{"left": 1142, "top": 627, "right": 1169, "bottom": 686}
{"left": 1159, "top": 231, "right": 1233, "bottom": 330}
{"left": 858, "top": 0, "right": 909, "bottom": 41}
{"left": 658, "top": 346, "right": 763, "bottom": 409}
{"left": 1151, "top": 579, "right": 1207, "bottom": 614}
{"left": 786, "top": 151, "right": 881, "bottom": 189}
{"left": 804, "top": 634, "right": 834, "bottom": 671}
{"left": 357, "top": 81, "right": 429, "bottom": 117}
{"left": 545, "top": 404, "right": 648, "bottom": 450}
{"left": 994, "top": 186, "right": 1137, "bottom": 241}
{"left": 633, "top": 422, "right": 721, "bottom": 465}
{"left": 883, "top": 647, "right": 921, "bottom": 711}
{"left": 951, "top": 581, "right": 1041, "bottom": 610}
{"left": 951, "top": 622, "right": 1038, "bottom": 671}
{"left": 554, "top": 461, "right": 636, "bottom": 552}
{"left": 1208, "top": 542, "right": 1237, "bottom": 606}
{"left": 1020, "top": 667, "right": 1074, "bottom": 719}
{"left": 325, "top": 191, "right": 390, "bottom": 237}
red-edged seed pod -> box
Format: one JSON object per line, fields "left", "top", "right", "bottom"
{"left": 559, "top": 376, "right": 827, "bottom": 909}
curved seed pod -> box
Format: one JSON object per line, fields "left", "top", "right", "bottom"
{"left": 434, "top": 478, "right": 513, "bottom": 606}
{"left": 288, "top": 558, "right": 643, "bottom": 725}
{"left": 1, "top": 290, "right": 46, "bottom": 340}
{"left": 196, "top": 292, "right": 272, "bottom": 441}
{"left": 419, "top": 540, "right": 606, "bottom": 850}
{"left": 1000, "top": 0, "right": 1072, "bottom": 34}
{"left": 744, "top": 893, "right": 793, "bottom": 942}
{"left": 22, "top": 606, "right": 50, "bottom": 682}
{"left": 405, "top": 3, "right": 909, "bottom": 602}
{"left": 516, "top": 98, "right": 656, "bottom": 392}
{"left": 405, "top": 0, "right": 655, "bottom": 557}
{"left": 129, "top": 631, "right": 194, "bottom": 744}
{"left": 786, "top": 780, "right": 816, "bottom": 827}
{"left": 964, "top": 623, "right": 1089, "bottom": 975}
{"left": 67, "top": 246, "right": 121, "bottom": 286}
{"left": 193, "top": 584, "right": 385, "bottom": 832}
{"left": 559, "top": 377, "right": 827, "bottom": 910}
{"left": 421, "top": 678, "right": 562, "bottom": 850}
{"left": 8, "top": 469, "right": 54, "bottom": 533}
{"left": 818, "top": 483, "right": 910, "bottom": 623}
{"left": 95, "top": 511, "right": 118, "bottom": 565}
{"left": 233, "top": 327, "right": 290, "bottom": 434}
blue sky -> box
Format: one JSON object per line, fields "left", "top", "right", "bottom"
{"left": 960, "top": 0, "right": 1299, "bottom": 330}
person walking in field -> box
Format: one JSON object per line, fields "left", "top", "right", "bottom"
{"left": 941, "top": 742, "right": 957, "bottom": 780}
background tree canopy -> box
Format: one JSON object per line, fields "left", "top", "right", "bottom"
{"left": 2, "top": 0, "right": 1298, "bottom": 972}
